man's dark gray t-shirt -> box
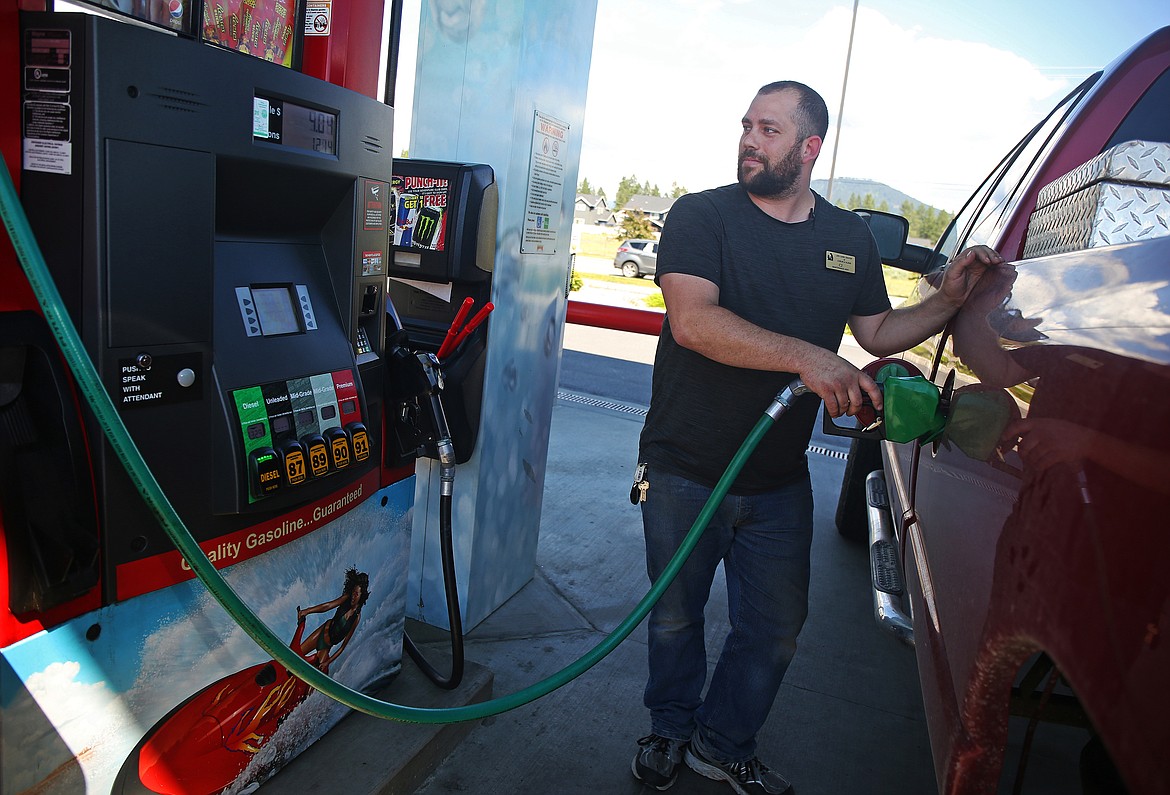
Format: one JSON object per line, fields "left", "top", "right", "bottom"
{"left": 638, "top": 185, "right": 890, "bottom": 493}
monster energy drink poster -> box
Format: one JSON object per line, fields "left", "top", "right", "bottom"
{"left": 391, "top": 174, "right": 448, "bottom": 251}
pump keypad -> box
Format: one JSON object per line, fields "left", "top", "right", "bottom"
{"left": 232, "top": 369, "right": 367, "bottom": 501}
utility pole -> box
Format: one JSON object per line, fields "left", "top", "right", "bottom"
{"left": 826, "top": 0, "right": 859, "bottom": 204}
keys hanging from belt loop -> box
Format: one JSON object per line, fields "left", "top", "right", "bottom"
{"left": 629, "top": 462, "right": 649, "bottom": 504}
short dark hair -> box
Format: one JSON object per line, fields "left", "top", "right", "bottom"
{"left": 757, "top": 81, "right": 829, "bottom": 142}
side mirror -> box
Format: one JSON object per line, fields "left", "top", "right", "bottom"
{"left": 853, "top": 209, "right": 909, "bottom": 263}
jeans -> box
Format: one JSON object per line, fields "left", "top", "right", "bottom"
{"left": 641, "top": 467, "right": 813, "bottom": 763}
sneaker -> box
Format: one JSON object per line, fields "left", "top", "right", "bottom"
{"left": 631, "top": 734, "right": 687, "bottom": 790}
{"left": 684, "top": 744, "right": 794, "bottom": 795}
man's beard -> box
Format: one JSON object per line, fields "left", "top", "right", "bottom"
{"left": 738, "top": 141, "right": 803, "bottom": 198}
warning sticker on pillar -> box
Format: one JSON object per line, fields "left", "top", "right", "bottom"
{"left": 522, "top": 110, "right": 569, "bottom": 254}
{"left": 304, "top": 0, "right": 331, "bottom": 35}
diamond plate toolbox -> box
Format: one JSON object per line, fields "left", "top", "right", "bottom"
{"left": 1024, "top": 140, "right": 1170, "bottom": 258}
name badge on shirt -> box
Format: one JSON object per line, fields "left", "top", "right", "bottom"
{"left": 825, "top": 250, "right": 856, "bottom": 273}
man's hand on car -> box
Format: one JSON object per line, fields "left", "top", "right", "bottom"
{"left": 938, "top": 245, "right": 1006, "bottom": 306}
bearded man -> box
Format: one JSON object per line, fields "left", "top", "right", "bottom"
{"left": 629, "top": 80, "right": 1003, "bottom": 795}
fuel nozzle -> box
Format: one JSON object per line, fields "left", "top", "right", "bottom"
{"left": 821, "top": 358, "right": 948, "bottom": 444}
{"left": 386, "top": 332, "right": 457, "bottom": 486}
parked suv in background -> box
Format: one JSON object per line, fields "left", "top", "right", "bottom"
{"left": 613, "top": 239, "right": 657, "bottom": 278}
{"left": 836, "top": 26, "right": 1170, "bottom": 795}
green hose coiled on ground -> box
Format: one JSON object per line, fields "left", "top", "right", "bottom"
{"left": 1, "top": 162, "right": 800, "bottom": 723}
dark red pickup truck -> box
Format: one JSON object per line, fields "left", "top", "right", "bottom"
{"left": 837, "top": 26, "right": 1170, "bottom": 795}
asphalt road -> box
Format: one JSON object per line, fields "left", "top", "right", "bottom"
{"left": 572, "top": 253, "right": 621, "bottom": 275}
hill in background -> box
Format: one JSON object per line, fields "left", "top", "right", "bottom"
{"left": 812, "top": 177, "right": 953, "bottom": 243}
{"left": 811, "top": 177, "right": 930, "bottom": 211}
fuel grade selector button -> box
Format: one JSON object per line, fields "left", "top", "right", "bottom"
{"left": 249, "top": 447, "right": 282, "bottom": 497}
{"left": 346, "top": 422, "right": 370, "bottom": 463}
{"left": 303, "top": 434, "right": 330, "bottom": 478}
{"left": 324, "top": 426, "right": 352, "bottom": 470}
{"left": 278, "top": 439, "right": 308, "bottom": 486}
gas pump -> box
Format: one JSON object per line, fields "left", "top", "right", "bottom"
{"left": 380, "top": 158, "right": 497, "bottom": 688}
{"left": 2, "top": 11, "right": 416, "bottom": 794}
{"left": 384, "top": 158, "right": 497, "bottom": 468}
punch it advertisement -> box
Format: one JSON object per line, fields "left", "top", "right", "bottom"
{"left": 392, "top": 174, "right": 448, "bottom": 251}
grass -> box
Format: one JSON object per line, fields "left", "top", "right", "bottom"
{"left": 579, "top": 271, "right": 642, "bottom": 286}
{"left": 575, "top": 229, "right": 622, "bottom": 258}
{"left": 882, "top": 265, "right": 919, "bottom": 300}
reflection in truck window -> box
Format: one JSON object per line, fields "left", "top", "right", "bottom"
{"left": 1105, "top": 66, "right": 1170, "bottom": 149}
{"left": 936, "top": 75, "right": 1098, "bottom": 263}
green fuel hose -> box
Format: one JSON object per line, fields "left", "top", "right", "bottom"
{"left": 1, "top": 162, "right": 807, "bottom": 723}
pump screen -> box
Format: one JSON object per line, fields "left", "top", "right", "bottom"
{"left": 253, "top": 95, "right": 338, "bottom": 156}
{"left": 252, "top": 287, "right": 302, "bottom": 336}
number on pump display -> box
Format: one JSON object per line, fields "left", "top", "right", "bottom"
{"left": 284, "top": 451, "right": 307, "bottom": 485}
{"left": 331, "top": 438, "right": 351, "bottom": 469}
{"left": 352, "top": 431, "right": 370, "bottom": 462}
{"left": 309, "top": 444, "right": 329, "bottom": 477}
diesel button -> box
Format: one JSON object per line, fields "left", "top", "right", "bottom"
{"left": 249, "top": 447, "right": 282, "bottom": 497}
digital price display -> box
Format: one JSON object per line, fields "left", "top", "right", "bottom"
{"left": 252, "top": 94, "right": 338, "bottom": 156}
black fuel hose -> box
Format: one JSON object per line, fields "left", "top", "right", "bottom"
{"left": 402, "top": 491, "right": 464, "bottom": 689}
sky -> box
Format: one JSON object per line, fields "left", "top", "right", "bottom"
{"left": 393, "top": 0, "right": 1170, "bottom": 213}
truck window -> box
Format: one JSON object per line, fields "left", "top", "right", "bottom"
{"left": 1105, "top": 66, "right": 1170, "bottom": 148}
{"left": 936, "top": 75, "right": 1099, "bottom": 263}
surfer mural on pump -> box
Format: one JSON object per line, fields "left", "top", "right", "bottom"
{"left": 0, "top": 485, "right": 411, "bottom": 795}
{"left": 116, "top": 569, "right": 371, "bottom": 794}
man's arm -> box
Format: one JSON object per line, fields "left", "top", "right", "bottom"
{"left": 849, "top": 245, "right": 1005, "bottom": 357}
{"left": 661, "top": 273, "right": 881, "bottom": 417}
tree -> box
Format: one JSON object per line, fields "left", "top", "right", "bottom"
{"left": 617, "top": 210, "right": 656, "bottom": 241}
{"left": 615, "top": 175, "right": 642, "bottom": 209}
{"left": 578, "top": 177, "right": 594, "bottom": 194}
{"left": 669, "top": 181, "right": 689, "bottom": 198}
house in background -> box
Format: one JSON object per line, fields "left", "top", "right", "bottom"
{"left": 620, "top": 194, "right": 676, "bottom": 232}
{"left": 574, "top": 193, "right": 618, "bottom": 226}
